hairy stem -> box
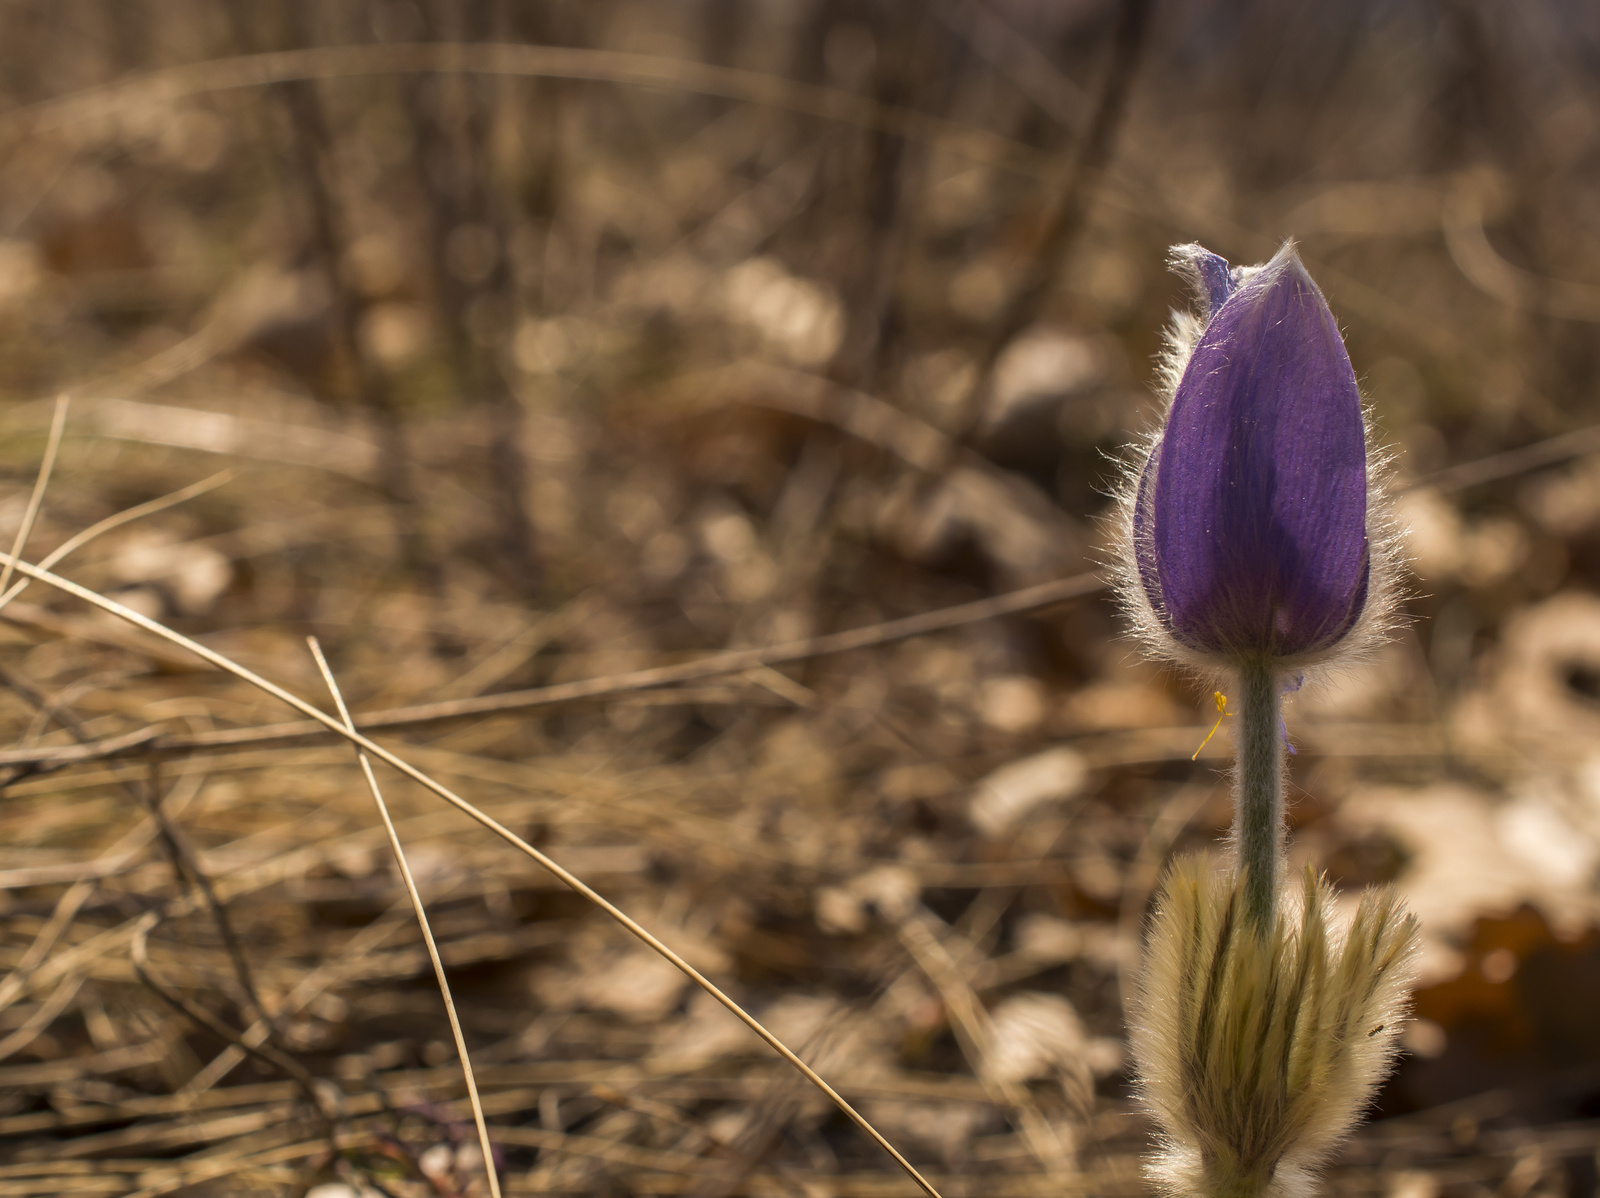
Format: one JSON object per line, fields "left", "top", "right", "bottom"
{"left": 1235, "top": 659, "right": 1283, "bottom": 932}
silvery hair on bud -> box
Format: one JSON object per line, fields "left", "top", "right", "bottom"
{"left": 1151, "top": 245, "right": 1270, "bottom": 401}
{"left": 1107, "top": 242, "right": 1408, "bottom": 683}
{"left": 1130, "top": 857, "right": 1419, "bottom": 1198}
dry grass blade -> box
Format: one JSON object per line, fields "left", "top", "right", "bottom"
{"left": 1409, "top": 422, "right": 1600, "bottom": 495}
{"left": 1, "top": 552, "right": 944, "bottom": 1198}
{"left": 310, "top": 571, "right": 1102, "bottom": 725}
{"left": 1442, "top": 185, "right": 1600, "bottom": 322}
{"left": 306, "top": 635, "right": 503, "bottom": 1198}
{"left": 0, "top": 469, "right": 233, "bottom": 618}
{"left": 0, "top": 881, "right": 96, "bottom": 1013}
{"left": 0, "top": 395, "right": 68, "bottom": 603}
{"left": 0, "top": 810, "right": 166, "bottom": 1025}
{"left": 896, "top": 914, "right": 1073, "bottom": 1177}
{"left": 0, "top": 975, "right": 83, "bottom": 1064}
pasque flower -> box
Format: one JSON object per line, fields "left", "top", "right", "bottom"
{"left": 1117, "top": 245, "right": 1417, "bottom": 1198}
{"left": 1123, "top": 242, "right": 1392, "bottom": 671}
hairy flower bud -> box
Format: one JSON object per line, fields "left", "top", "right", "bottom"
{"left": 1118, "top": 243, "right": 1396, "bottom": 673}
{"left": 1117, "top": 245, "right": 1416, "bottom": 1198}
{"left": 1131, "top": 858, "right": 1418, "bottom": 1198}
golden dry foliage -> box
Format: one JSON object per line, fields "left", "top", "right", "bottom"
{"left": 2, "top": 1, "right": 1600, "bottom": 1193}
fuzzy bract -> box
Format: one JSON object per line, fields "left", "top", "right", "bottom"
{"left": 1131, "top": 857, "right": 1418, "bottom": 1198}
{"left": 1130, "top": 244, "right": 1374, "bottom": 666}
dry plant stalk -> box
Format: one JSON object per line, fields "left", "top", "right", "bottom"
{"left": 0, "top": 394, "right": 68, "bottom": 601}
{"left": 2, "top": 43, "right": 1033, "bottom": 175}
{"left": 0, "top": 468, "right": 234, "bottom": 619}
{"left": 306, "top": 635, "right": 503, "bottom": 1198}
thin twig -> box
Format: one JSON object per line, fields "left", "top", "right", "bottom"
{"left": 951, "top": 0, "right": 1155, "bottom": 439}
{"left": 306, "top": 635, "right": 503, "bottom": 1198}
{"left": 0, "top": 663, "right": 269, "bottom": 1039}
{"left": 129, "top": 920, "right": 330, "bottom": 1124}
{"left": 268, "top": 36, "right": 439, "bottom": 590}
{"left": 1406, "top": 422, "right": 1600, "bottom": 495}
{"left": 0, "top": 394, "right": 68, "bottom": 600}
{"left": 931, "top": 0, "right": 1085, "bottom": 130}
{"left": 0, "top": 396, "right": 1579, "bottom": 777}
{"left": 0, "top": 552, "right": 944, "bottom": 1198}
{"left": 140, "top": 757, "right": 273, "bottom": 1028}
{"left": 0, "top": 570, "right": 1105, "bottom": 771}
{"left": 1442, "top": 185, "right": 1600, "bottom": 323}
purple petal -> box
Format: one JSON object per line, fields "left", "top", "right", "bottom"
{"left": 1149, "top": 246, "right": 1369, "bottom": 658}
{"left": 1193, "top": 253, "right": 1236, "bottom": 317}
{"left": 1171, "top": 244, "right": 1238, "bottom": 320}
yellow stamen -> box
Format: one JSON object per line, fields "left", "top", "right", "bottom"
{"left": 1191, "top": 691, "right": 1229, "bottom": 760}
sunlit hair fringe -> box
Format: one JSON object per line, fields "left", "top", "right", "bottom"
{"left": 1130, "top": 856, "right": 1419, "bottom": 1198}
{"left": 1104, "top": 242, "right": 1409, "bottom": 688}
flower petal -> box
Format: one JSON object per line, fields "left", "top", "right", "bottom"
{"left": 1150, "top": 245, "right": 1369, "bottom": 658}
{"left": 1171, "top": 244, "right": 1238, "bottom": 319}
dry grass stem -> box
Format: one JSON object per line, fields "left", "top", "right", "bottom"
{"left": 0, "top": 395, "right": 68, "bottom": 603}
{"left": 128, "top": 922, "right": 329, "bottom": 1123}
{"left": 897, "top": 913, "right": 1075, "bottom": 1177}
{"left": 306, "top": 634, "right": 504, "bottom": 1198}
{"left": 0, "top": 570, "right": 1103, "bottom": 772}
{"left": 0, "top": 469, "right": 233, "bottom": 624}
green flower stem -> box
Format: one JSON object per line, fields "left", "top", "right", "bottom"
{"left": 1236, "top": 659, "right": 1283, "bottom": 933}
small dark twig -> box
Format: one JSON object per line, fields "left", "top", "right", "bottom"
{"left": 141, "top": 758, "right": 271, "bottom": 1025}
{"left": 130, "top": 919, "right": 334, "bottom": 1130}
{"left": 261, "top": 5, "right": 441, "bottom": 592}
{"left": 0, "top": 666, "right": 274, "bottom": 1044}
{"left": 401, "top": 2, "right": 542, "bottom": 597}
{"left": 951, "top": 0, "right": 1156, "bottom": 441}
{"left": 1407, "top": 421, "right": 1600, "bottom": 495}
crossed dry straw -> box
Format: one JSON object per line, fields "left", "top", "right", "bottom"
{"left": 0, "top": 415, "right": 944, "bottom": 1198}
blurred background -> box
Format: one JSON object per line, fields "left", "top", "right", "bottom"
{"left": 2, "top": 1, "right": 1600, "bottom": 1194}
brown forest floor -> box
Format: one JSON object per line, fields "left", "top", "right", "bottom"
{"left": 2, "top": 3, "right": 1600, "bottom": 1196}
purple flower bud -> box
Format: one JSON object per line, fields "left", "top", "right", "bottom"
{"left": 1130, "top": 244, "right": 1373, "bottom": 664}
